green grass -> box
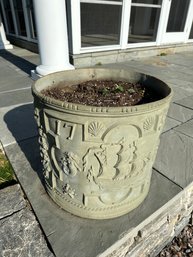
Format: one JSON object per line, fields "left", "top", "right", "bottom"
{"left": 0, "top": 150, "right": 15, "bottom": 189}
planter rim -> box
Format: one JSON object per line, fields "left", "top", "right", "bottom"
{"left": 32, "top": 68, "right": 173, "bottom": 116}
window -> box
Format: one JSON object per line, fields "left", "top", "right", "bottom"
{"left": 13, "top": 0, "right": 27, "bottom": 36}
{"left": 2, "top": 0, "right": 15, "bottom": 34}
{"left": 26, "top": 0, "right": 37, "bottom": 39}
{"left": 80, "top": 0, "right": 122, "bottom": 47}
{"left": 128, "top": 0, "right": 162, "bottom": 44}
{"left": 166, "top": 0, "right": 190, "bottom": 32}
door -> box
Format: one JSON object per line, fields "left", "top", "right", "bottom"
{"left": 161, "top": 0, "right": 192, "bottom": 43}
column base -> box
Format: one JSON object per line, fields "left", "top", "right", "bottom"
{"left": 31, "top": 70, "right": 42, "bottom": 80}
{"left": 0, "top": 42, "right": 13, "bottom": 50}
{"left": 36, "top": 64, "right": 75, "bottom": 76}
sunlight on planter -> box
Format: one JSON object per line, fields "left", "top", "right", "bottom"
{"left": 32, "top": 68, "right": 172, "bottom": 219}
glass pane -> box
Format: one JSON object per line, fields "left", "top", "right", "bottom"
{"left": 166, "top": 0, "right": 190, "bottom": 32}
{"left": 190, "top": 21, "right": 193, "bottom": 39}
{"left": 3, "top": 0, "right": 15, "bottom": 34}
{"left": 26, "top": 0, "right": 37, "bottom": 39}
{"left": 132, "top": 0, "right": 162, "bottom": 4}
{"left": 0, "top": 4, "right": 6, "bottom": 31}
{"left": 128, "top": 7, "right": 160, "bottom": 43}
{"left": 13, "top": 0, "right": 27, "bottom": 36}
{"left": 81, "top": 3, "right": 122, "bottom": 47}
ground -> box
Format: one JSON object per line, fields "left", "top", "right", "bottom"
{"left": 1, "top": 46, "right": 193, "bottom": 257}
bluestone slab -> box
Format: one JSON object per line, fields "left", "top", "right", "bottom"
{"left": 167, "top": 103, "right": 193, "bottom": 122}
{"left": 163, "top": 117, "right": 181, "bottom": 133}
{"left": 168, "top": 84, "right": 193, "bottom": 102}
{"left": 4, "top": 137, "right": 181, "bottom": 257}
{"left": 0, "top": 75, "right": 32, "bottom": 93}
{"left": 0, "top": 184, "right": 26, "bottom": 219}
{"left": 175, "top": 95, "right": 193, "bottom": 110}
{"left": 0, "top": 208, "right": 54, "bottom": 257}
{"left": 154, "top": 130, "right": 193, "bottom": 188}
{"left": 174, "top": 119, "right": 193, "bottom": 138}
{"left": 0, "top": 103, "right": 38, "bottom": 146}
{"left": 0, "top": 88, "right": 33, "bottom": 107}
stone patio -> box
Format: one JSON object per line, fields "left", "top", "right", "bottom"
{"left": 0, "top": 46, "right": 193, "bottom": 257}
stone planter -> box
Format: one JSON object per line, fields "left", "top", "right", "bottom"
{"left": 32, "top": 68, "right": 172, "bottom": 219}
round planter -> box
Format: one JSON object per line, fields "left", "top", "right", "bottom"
{"left": 32, "top": 68, "right": 172, "bottom": 219}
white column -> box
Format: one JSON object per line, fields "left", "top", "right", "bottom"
{"left": 0, "top": 14, "right": 13, "bottom": 50}
{"left": 32, "top": 0, "right": 74, "bottom": 77}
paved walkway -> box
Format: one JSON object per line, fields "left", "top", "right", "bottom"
{"left": 0, "top": 47, "right": 193, "bottom": 257}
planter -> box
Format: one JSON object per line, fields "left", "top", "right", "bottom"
{"left": 32, "top": 68, "right": 172, "bottom": 219}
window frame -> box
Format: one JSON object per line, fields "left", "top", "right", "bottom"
{"left": 0, "top": 0, "right": 37, "bottom": 43}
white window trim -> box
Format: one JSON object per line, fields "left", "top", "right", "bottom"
{"left": 5, "top": 31, "right": 37, "bottom": 42}
{"left": 80, "top": 0, "right": 122, "bottom": 5}
{"left": 120, "top": 0, "right": 130, "bottom": 49}
{"left": 71, "top": 0, "right": 81, "bottom": 54}
{"left": 131, "top": 3, "right": 162, "bottom": 8}
{"left": 186, "top": 0, "right": 193, "bottom": 42}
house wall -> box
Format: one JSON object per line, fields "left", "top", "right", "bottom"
{"left": 0, "top": 0, "right": 193, "bottom": 66}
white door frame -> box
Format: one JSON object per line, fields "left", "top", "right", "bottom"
{"left": 187, "top": 0, "right": 193, "bottom": 42}
{"left": 160, "top": 0, "right": 193, "bottom": 44}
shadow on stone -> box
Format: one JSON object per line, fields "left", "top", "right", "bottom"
{"left": 0, "top": 49, "right": 36, "bottom": 75}
{"left": 3, "top": 103, "right": 43, "bottom": 183}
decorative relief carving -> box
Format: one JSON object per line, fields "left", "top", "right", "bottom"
{"left": 143, "top": 117, "right": 154, "bottom": 131}
{"left": 63, "top": 123, "right": 76, "bottom": 140}
{"left": 82, "top": 140, "right": 138, "bottom": 183}
{"left": 34, "top": 108, "right": 41, "bottom": 127}
{"left": 60, "top": 152, "right": 81, "bottom": 177}
{"left": 88, "top": 122, "right": 104, "bottom": 137}
{"left": 62, "top": 184, "right": 76, "bottom": 198}
{"left": 114, "top": 141, "right": 137, "bottom": 180}
{"left": 83, "top": 146, "right": 106, "bottom": 180}
{"left": 38, "top": 126, "right": 51, "bottom": 179}
{"left": 34, "top": 109, "right": 52, "bottom": 187}
{"left": 158, "top": 109, "right": 168, "bottom": 131}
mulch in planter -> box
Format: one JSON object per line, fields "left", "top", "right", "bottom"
{"left": 42, "top": 80, "right": 161, "bottom": 107}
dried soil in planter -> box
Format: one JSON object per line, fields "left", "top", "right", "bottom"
{"left": 42, "top": 80, "right": 161, "bottom": 107}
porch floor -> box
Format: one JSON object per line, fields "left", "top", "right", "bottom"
{"left": 0, "top": 46, "right": 193, "bottom": 257}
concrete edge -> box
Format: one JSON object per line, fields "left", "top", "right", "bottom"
{"left": 72, "top": 43, "right": 193, "bottom": 68}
